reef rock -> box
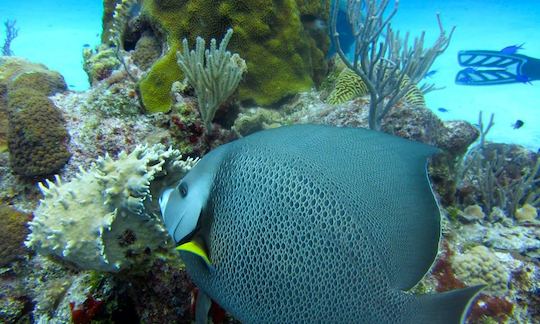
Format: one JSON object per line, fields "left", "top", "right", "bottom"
{"left": 283, "top": 91, "right": 479, "bottom": 205}
{"left": 26, "top": 144, "right": 197, "bottom": 272}
{"left": 286, "top": 92, "right": 478, "bottom": 154}
{"left": 460, "top": 221, "right": 540, "bottom": 255}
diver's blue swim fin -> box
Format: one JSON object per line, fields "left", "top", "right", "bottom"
{"left": 456, "top": 67, "right": 519, "bottom": 85}
{"left": 456, "top": 50, "right": 540, "bottom": 85}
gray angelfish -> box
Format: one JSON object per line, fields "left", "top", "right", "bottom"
{"left": 160, "top": 124, "right": 483, "bottom": 323}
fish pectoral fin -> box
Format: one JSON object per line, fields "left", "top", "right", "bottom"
{"left": 195, "top": 290, "right": 212, "bottom": 324}
{"left": 176, "top": 240, "right": 212, "bottom": 266}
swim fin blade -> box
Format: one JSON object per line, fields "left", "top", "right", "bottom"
{"left": 456, "top": 50, "right": 532, "bottom": 85}
{"left": 455, "top": 68, "right": 518, "bottom": 85}
{"left": 458, "top": 50, "right": 528, "bottom": 69}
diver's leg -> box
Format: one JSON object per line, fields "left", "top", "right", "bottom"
{"left": 521, "top": 56, "right": 540, "bottom": 81}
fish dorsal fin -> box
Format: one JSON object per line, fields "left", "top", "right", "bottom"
{"left": 240, "top": 124, "right": 441, "bottom": 290}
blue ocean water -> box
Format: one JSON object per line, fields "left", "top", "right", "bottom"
{"left": 0, "top": 0, "right": 102, "bottom": 91}
{"left": 1, "top": 0, "right": 538, "bottom": 148}
{"left": 391, "top": 0, "right": 540, "bottom": 149}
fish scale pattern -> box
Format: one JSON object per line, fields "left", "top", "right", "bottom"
{"left": 181, "top": 130, "right": 422, "bottom": 322}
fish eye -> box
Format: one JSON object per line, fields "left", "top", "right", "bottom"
{"left": 178, "top": 183, "right": 188, "bottom": 197}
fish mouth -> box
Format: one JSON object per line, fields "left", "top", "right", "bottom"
{"left": 159, "top": 188, "right": 173, "bottom": 220}
{"left": 160, "top": 187, "right": 187, "bottom": 240}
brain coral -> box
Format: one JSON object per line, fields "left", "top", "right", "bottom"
{"left": 137, "top": 0, "right": 330, "bottom": 113}
{"left": 452, "top": 245, "right": 510, "bottom": 295}
{"left": 26, "top": 144, "right": 197, "bottom": 272}
{"left": 0, "top": 57, "right": 67, "bottom": 97}
{"left": 7, "top": 91, "right": 71, "bottom": 177}
{"left": 326, "top": 67, "right": 426, "bottom": 107}
{"left": 0, "top": 57, "right": 70, "bottom": 178}
{"left": 0, "top": 205, "right": 30, "bottom": 266}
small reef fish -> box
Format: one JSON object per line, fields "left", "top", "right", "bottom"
{"left": 424, "top": 70, "right": 438, "bottom": 78}
{"left": 82, "top": 44, "right": 90, "bottom": 48}
{"left": 160, "top": 124, "right": 483, "bottom": 323}
{"left": 512, "top": 120, "right": 524, "bottom": 129}
{"left": 437, "top": 107, "right": 449, "bottom": 113}
{"left": 500, "top": 43, "right": 525, "bottom": 54}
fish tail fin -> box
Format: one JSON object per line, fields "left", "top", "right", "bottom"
{"left": 415, "top": 286, "right": 484, "bottom": 324}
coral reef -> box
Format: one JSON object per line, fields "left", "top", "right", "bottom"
{"left": 452, "top": 245, "right": 511, "bottom": 295}
{"left": 26, "top": 144, "right": 197, "bottom": 272}
{"left": 326, "top": 67, "right": 426, "bottom": 107}
{"left": 136, "top": 0, "right": 330, "bottom": 113}
{"left": 0, "top": 57, "right": 66, "bottom": 98}
{"left": 177, "top": 29, "right": 246, "bottom": 131}
{"left": 515, "top": 203, "right": 537, "bottom": 222}
{"left": 132, "top": 34, "right": 162, "bottom": 71}
{"left": 107, "top": 0, "right": 139, "bottom": 49}
{"left": 101, "top": 0, "right": 122, "bottom": 44}
{"left": 70, "top": 295, "right": 104, "bottom": 324}
{"left": 0, "top": 57, "right": 70, "bottom": 178}
{"left": 457, "top": 142, "right": 539, "bottom": 218}
{"left": 0, "top": 295, "right": 32, "bottom": 323}
{"left": 82, "top": 46, "right": 121, "bottom": 85}
{"left": 462, "top": 204, "right": 485, "bottom": 221}
{"left": 120, "top": 256, "right": 193, "bottom": 322}
{"left": 458, "top": 214, "right": 540, "bottom": 256}
{"left": 326, "top": 67, "right": 369, "bottom": 105}
{"left": 425, "top": 203, "right": 540, "bottom": 323}
{"left": 0, "top": 3, "right": 537, "bottom": 321}
{"left": 7, "top": 93, "right": 71, "bottom": 177}
{"left": 81, "top": 77, "right": 140, "bottom": 118}
{"left": 2, "top": 237, "right": 193, "bottom": 323}
{"left": 0, "top": 205, "right": 30, "bottom": 267}
{"left": 285, "top": 90, "right": 477, "bottom": 151}
{"left": 49, "top": 72, "right": 170, "bottom": 178}
{"left": 469, "top": 295, "right": 515, "bottom": 323}
{"left": 24, "top": 257, "right": 101, "bottom": 322}
{"left": 138, "top": 47, "right": 182, "bottom": 113}
{"left": 232, "top": 107, "right": 282, "bottom": 137}
{"left": 168, "top": 82, "right": 236, "bottom": 155}
{"left": 0, "top": 111, "right": 7, "bottom": 152}
{"left": 330, "top": 0, "right": 453, "bottom": 130}
{"left": 0, "top": 152, "right": 40, "bottom": 211}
